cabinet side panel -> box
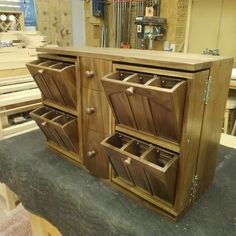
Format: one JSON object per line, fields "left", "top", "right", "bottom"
{"left": 195, "top": 59, "right": 233, "bottom": 200}
{"left": 174, "top": 70, "right": 210, "bottom": 213}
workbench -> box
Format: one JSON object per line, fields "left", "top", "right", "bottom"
{"left": 0, "top": 130, "right": 235, "bottom": 236}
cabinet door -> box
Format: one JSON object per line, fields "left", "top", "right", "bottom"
{"left": 102, "top": 74, "right": 186, "bottom": 142}
{"left": 27, "top": 61, "right": 76, "bottom": 109}
{"left": 83, "top": 129, "right": 109, "bottom": 179}
{"left": 80, "top": 57, "right": 112, "bottom": 91}
{"left": 82, "top": 88, "right": 110, "bottom": 134}
{"left": 101, "top": 132, "right": 179, "bottom": 203}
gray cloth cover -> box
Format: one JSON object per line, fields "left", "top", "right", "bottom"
{"left": 0, "top": 131, "right": 235, "bottom": 236}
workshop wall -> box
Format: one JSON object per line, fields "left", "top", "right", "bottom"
{"left": 84, "top": 0, "right": 189, "bottom": 51}
{"left": 35, "top": 0, "right": 72, "bottom": 46}
{"left": 187, "top": 0, "right": 236, "bottom": 60}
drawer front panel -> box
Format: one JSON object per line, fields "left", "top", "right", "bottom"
{"left": 102, "top": 70, "right": 187, "bottom": 142}
{"left": 82, "top": 88, "right": 110, "bottom": 134}
{"left": 83, "top": 129, "right": 109, "bottom": 179}
{"left": 101, "top": 132, "right": 178, "bottom": 203}
{"left": 81, "top": 57, "right": 112, "bottom": 91}
{"left": 27, "top": 60, "right": 76, "bottom": 109}
{"left": 30, "top": 106, "right": 79, "bottom": 153}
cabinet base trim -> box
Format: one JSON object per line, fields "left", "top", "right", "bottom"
{"left": 47, "top": 141, "right": 82, "bottom": 166}
{"left": 116, "top": 125, "right": 180, "bottom": 153}
{"left": 112, "top": 176, "right": 179, "bottom": 217}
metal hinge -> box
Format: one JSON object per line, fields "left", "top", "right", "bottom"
{"left": 190, "top": 175, "right": 198, "bottom": 201}
{"left": 203, "top": 76, "right": 212, "bottom": 105}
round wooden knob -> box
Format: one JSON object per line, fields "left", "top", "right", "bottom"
{"left": 125, "top": 87, "right": 134, "bottom": 96}
{"left": 87, "top": 150, "right": 96, "bottom": 157}
{"left": 85, "top": 70, "right": 94, "bottom": 78}
{"left": 38, "top": 69, "right": 44, "bottom": 74}
{"left": 124, "top": 157, "right": 132, "bottom": 165}
{"left": 41, "top": 121, "right": 47, "bottom": 126}
{"left": 86, "top": 107, "right": 95, "bottom": 115}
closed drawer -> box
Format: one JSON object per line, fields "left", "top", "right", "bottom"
{"left": 26, "top": 60, "right": 76, "bottom": 110}
{"left": 82, "top": 88, "right": 110, "bottom": 134}
{"left": 30, "top": 106, "right": 79, "bottom": 153}
{"left": 101, "top": 70, "right": 187, "bottom": 143}
{"left": 80, "top": 57, "right": 112, "bottom": 91}
{"left": 101, "top": 132, "right": 178, "bottom": 203}
{"left": 83, "top": 129, "right": 109, "bottom": 179}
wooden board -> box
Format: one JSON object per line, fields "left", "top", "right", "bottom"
{"left": 195, "top": 59, "right": 234, "bottom": 200}
{"left": 30, "top": 213, "right": 61, "bottom": 236}
{"left": 36, "top": 46, "right": 233, "bottom": 72}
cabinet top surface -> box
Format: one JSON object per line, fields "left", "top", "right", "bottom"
{"left": 37, "top": 46, "right": 233, "bottom": 71}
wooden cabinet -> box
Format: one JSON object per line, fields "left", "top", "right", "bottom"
{"left": 102, "top": 67, "right": 187, "bottom": 142}
{"left": 27, "top": 55, "right": 81, "bottom": 163}
{"left": 80, "top": 57, "right": 112, "bottom": 178}
{"left": 82, "top": 88, "right": 110, "bottom": 134}
{"left": 31, "top": 106, "right": 79, "bottom": 154}
{"left": 83, "top": 129, "right": 108, "bottom": 179}
{"left": 29, "top": 47, "right": 233, "bottom": 220}
{"left": 27, "top": 60, "right": 76, "bottom": 111}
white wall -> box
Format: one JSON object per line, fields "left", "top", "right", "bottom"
{"left": 72, "top": 0, "right": 85, "bottom": 47}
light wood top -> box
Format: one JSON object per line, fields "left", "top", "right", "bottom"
{"left": 37, "top": 46, "right": 233, "bottom": 71}
{"left": 230, "top": 80, "right": 236, "bottom": 90}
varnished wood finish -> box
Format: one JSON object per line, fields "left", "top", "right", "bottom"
{"left": 82, "top": 88, "right": 110, "bottom": 134}
{"left": 37, "top": 47, "right": 230, "bottom": 71}
{"left": 26, "top": 60, "right": 77, "bottom": 109}
{"left": 102, "top": 72, "right": 186, "bottom": 142}
{"left": 173, "top": 70, "right": 210, "bottom": 212}
{"left": 195, "top": 59, "right": 234, "bottom": 200}
{"left": 43, "top": 100, "right": 77, "bottom": 116}
{"left": 102, "top": 133, "right": 179, "bottom": 204}
{"left": 31, "top": 106, "right": 79, "bottom": 156}
{"left": 80, "top": 57, "right": 112, "bottom": 91}
{"left": 29, "top": 47, "right": 233, "bottom": 220}
{"left": 83, "top": 129, "right": 109, "bottom": 179}
{"left": 47, "top": 141, "right": 81, "bottom": 164}
{"left": 116, "top": 125, "right": 180, "bottom": 153}
{"left": 81, "top": 58, "right": 112, "bottom": 178}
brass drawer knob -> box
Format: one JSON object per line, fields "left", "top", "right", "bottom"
{"left": 125, "top": 87, "right": 134, "bottom": 95}
{"left": 124, "top": 157, "right": 132, "bottom": 165}
{"left": 85, "top": 70, "right": 94, "bottom": 78}
{"left": 87, "top": 150, "right": 96, "bottom": 157}
{"left": 86, "top": 107, "right": 95, "bottom": 114}
{"left": 38, "top": 69, "right": 44, "bottom": 74}
{"left": 41, "top": 121, "right": 47, "bottom": 126}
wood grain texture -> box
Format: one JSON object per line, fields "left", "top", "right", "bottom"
{"left": 102, "top": 133, "right": 179, "bottom": 204}
{"left": 37, "top": 47, "right": 232, "bottom": 71}
{"left": 31, "top": 213, "right": 61, "bottom": 236}
{"left": 102, "top": 76, "right": 186, "bottom": 142}
{"left": 82, "top": 88, "right": 110, "bottom": 134}
{"left": 83, "top": 129, "right": 109, "bottom": 179}
{"left": 27, "top": 62, "right": 77, "bottom": 110}
{"left": 80, "top": 57, "right": 112, "bottom": 91}
{"left": 195, "top": 58, "right": 234, "bottom": 200}
{"left": 174, "top": 69, "right": 210, "bottom": 213}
